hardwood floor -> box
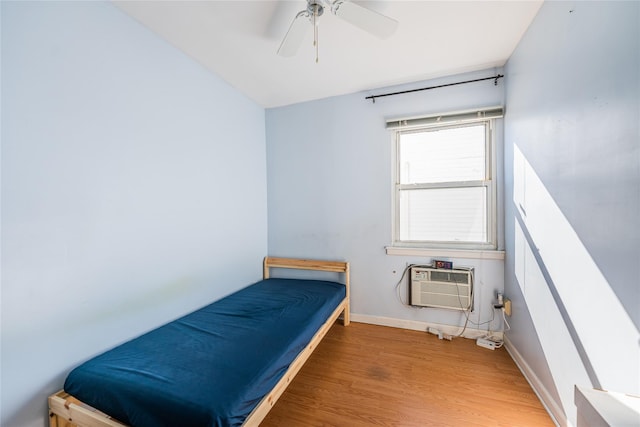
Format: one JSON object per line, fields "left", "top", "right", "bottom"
{"left": 261, "top": 322, "right": 554, "bottom": 427}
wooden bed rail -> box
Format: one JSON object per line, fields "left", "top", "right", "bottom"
{"left": 49, "top": 391, "right": 126, "bottom": 427}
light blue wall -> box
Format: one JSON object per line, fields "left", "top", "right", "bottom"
{"left": 1, "top": 2, "right": 267, "bottom": 426}
{"left": 266, "top": 69, "right": 506, "bottom": 331}
{"left": 504, "top": 1, "right": 639, "bottom": 425}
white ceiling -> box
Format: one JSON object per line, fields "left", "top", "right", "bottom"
{"left": 114, "top": 1, "right": 543, "bottom": 108}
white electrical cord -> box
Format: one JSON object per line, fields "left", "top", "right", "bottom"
{"left": 502, "top": 307, "right": 511, "bottom": 331}
{"left": 394, "top": 263, "right": 432, "bottom": 308}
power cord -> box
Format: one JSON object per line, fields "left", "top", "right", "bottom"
{"left": 502, "top": 307, "right": 511, "bottom": 331}
{"left": 394, "top": 263, "right": 432, "bottom": 308}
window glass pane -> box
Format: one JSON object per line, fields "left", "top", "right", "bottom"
{"left": 399, "top": 124, "right": 485, "bottom": 184}
{"left": 399, "top": 187, "right": 487, "bottom": 242}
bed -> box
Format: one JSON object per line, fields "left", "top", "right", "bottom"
{"left": 48, "top": 256, "right": 350, "bottom": 427}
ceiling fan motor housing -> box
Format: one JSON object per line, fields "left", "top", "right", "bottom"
{"left": 307, "top": 1, "right": 324, "bottom": 19}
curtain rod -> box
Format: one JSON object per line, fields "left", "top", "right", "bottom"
{"left": 365, "top": 74, "right": 504, "bottom": 103}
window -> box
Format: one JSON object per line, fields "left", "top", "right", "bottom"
{"left": 389, "top": 108, "right": 501, "bottom": 250}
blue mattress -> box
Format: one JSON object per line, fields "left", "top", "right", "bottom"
{"left": 64, "top": 278, "right": 346, "bottom": 427}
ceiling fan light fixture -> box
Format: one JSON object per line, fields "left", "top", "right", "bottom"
{"left": 277, "top": 0, "right": 398, "bottom": 61}
{"left": 307, "top": 1, "right": 324, "bottom": 19}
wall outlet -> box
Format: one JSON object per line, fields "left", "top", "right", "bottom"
{"left": 504, "top": 298, "right": 512, "bottom": 316}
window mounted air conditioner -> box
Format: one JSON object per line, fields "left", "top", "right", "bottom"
{"left": 409, "top": 267, "right": 473, "bottom": 311}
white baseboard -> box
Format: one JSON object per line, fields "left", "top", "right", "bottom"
{"left": 350, "top": 313, "right": 502, "bottom": 340}
{"left": 504, "top": 336, "right": 567, "bottom": 427}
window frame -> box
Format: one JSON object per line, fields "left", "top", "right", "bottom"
{"left": 391, "top": 118, "right": 498, "bottom": 251}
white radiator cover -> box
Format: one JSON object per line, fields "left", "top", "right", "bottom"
{"left": 409, "top": 266, "right": 473, "bottom": 311}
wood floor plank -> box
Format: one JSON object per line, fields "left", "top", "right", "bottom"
{"left": 261, "top": 322, "right": 554, "bottom": 427}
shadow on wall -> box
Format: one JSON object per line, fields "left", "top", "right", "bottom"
{"left": 512, "top": 144, "right": 639, "bottom": 422}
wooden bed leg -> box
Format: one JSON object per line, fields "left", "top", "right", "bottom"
{"left": 343, "top": 263, "right": 350, "bottom": 326}
{"left": 49, "top": 412, "right": 70, "bottom": 427}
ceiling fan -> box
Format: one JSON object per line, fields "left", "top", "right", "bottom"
{"left": 277, "top": 0, "right": 398, "bottom": 61}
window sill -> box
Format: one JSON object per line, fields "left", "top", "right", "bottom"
{"left": 385, "top": 246, "right": 505, "bottom": 260}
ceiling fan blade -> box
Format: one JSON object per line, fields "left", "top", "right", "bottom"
{"left": 277, "top": 10, "right": 311, "bottom": 57}
{"left": 332, "top": 0, "right": 398, "bottom": 39}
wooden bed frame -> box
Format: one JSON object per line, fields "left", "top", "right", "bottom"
{"left": 48, "top": 256, "right": 350, "bottom": 427}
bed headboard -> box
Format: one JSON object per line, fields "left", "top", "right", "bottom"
{"left": 263, "top": 256, "right": 349, "bottom": 279}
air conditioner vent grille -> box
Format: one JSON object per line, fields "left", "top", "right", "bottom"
{"left": 409, "top": 266, "right": 473, "bottom": 311}
{"left": 430, "top": 271, "right": 470, "bottom": 284}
